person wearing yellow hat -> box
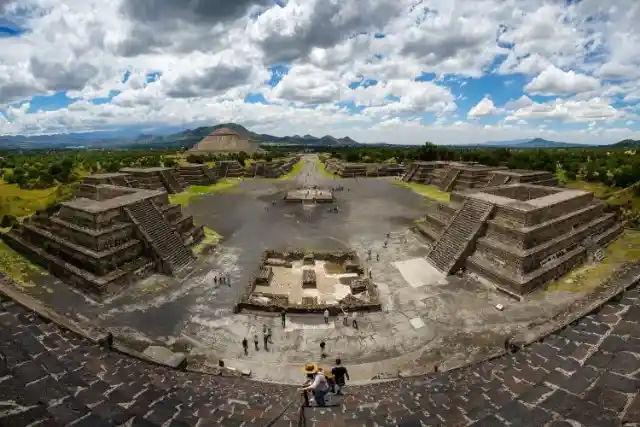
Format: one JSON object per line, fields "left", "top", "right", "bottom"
{"left": 299, "top": 364, "right": 330, "bottom": 406}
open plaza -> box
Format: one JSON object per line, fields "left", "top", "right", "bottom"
{"left": 1, "top": 154, "right": 635, "bottom": 387}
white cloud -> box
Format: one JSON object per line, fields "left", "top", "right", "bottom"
{"left": 1, "top": 0, "right": 640, "bottom": 145}
{"left": 505, "top": 95, "right": 534, "bottom": 110}
{"left": 525, "top": 65, "right": 601, "bottom": 96}
{"left": 506, "top": 97, "right": 622, "bottom": 123}
{"left": 468, "top": 97, "right": 505, "bottom": 118}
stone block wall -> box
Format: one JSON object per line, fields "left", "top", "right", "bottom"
{"left": 525, "top": 193, "right": 595, "bottom": 226}
{"left": 485, "top": 203, "right": 605, "bottom": 250}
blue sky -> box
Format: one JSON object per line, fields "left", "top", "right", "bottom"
{"left": 1, "top": 0, "right": 640, "bottom": 144}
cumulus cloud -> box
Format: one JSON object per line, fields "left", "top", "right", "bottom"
{"left": 468, "top": 97, "right": 505, "bottom": 118}
{"left": 506, "top": 97, "right": 622, "bottom": 123}
{"left": 2, "top": 0, "right": 640, "bottom": 144}
{"left": 525, "top": 66, "right": 601, "bottom": 96}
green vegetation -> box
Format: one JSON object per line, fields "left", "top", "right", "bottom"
{"left": 168, "top": 179, "right": 241, "bottom": 206}
{"left": 0, "top": 184, "right": 75, "bottom": 219}
{"left": 314, "top": 157, "right": 336, "bottom": 179}
{"left": 393, "top": 180, "right": 450, "bottom": 202}
{"left": 0, "top": 142, "right": 638, "bottom": 230}
{"left": 192, "top": 227, "right": 222, "bottom": 255}
{"left": 0, "top": 239, "right": 46, "bottom": 287}
{"left": 276, "top": 159, "right": 304, "bottom": 180}
{"left": 545, "top": 229, "right": 640, "bottom": 293}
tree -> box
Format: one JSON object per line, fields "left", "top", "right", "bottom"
{"left": 345, "top": 152, "right": 359, "bottom": 162}
{"left": 164, "top": 158, "right": 178, "bottom": 168}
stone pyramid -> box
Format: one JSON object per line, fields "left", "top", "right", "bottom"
{"left": 190, "top": 127, "right": 259, "bottom": 153}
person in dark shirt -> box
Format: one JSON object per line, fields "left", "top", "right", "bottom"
{"left": 331, "top": 358, "right": 349, "bottom": 395}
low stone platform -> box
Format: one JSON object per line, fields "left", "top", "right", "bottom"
{"left": 0, "top": 275, "right": 638, "bottom": 426}
{"left": 285, "top": 188, "right": 334, "bottom": 203}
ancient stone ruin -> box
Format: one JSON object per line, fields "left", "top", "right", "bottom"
{"left": 245, "top": 156, "right": 299, "bottom": 178}
{"left": 235, "top": 250, "right": 381, "bottom": 313}
{"left": 403, "top": 161, "right": 558, "bottom": 190}
{"left": 2, "top": 173, "right": 204, "bottom": 297}
{"left": 418, "top": 183, "right": 622, "bottom": 296}
{"left": 189, "top": 127, "right": 260, "bottom": 154}
{"left": 324, "top": 159, "right": 404, "bottom": 177}
{"left": 284, "top": 187, "right": 334, "bottom": 203}
{"left": 215, "top": 160, "right": 246, "bottom": 178}
{"left": 178, "top": 163, "right": 218, "bottom": 186}
{"left": 120, "top": 167, "right": 187, "bottom": 194}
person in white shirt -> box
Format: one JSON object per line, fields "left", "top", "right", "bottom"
{"left": 299, "top": 365, "right": 330, "bottom": 406}
{"left": 323, "top": 308, "right": 330, "bottom": 324}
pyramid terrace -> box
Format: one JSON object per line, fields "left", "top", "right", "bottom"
{"left": 2, "top": 171, "right": 204, "bottom": 298}
{"left": 418, "top": 182, "right": 622, "bottom": 296}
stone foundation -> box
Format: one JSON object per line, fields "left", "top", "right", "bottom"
{"left": 324, "top": 160, "right": 404, "bottom": 177}
{"left": 215, "top": 160, "right": 245, "bottom": 178}
{"left": 245, "top": 156, "right": 300, "bottom": 178}
{"left": 177, "top": 163, "right": 217, "bottom": 185}
{"left": 234, "top": 250, "right": 380, "bottom": 313}
{"left": 284, "top": 187, "right": 334, "bottom": 203}
{"left": 120, "top": 167, "right": 186, "bottom": 194}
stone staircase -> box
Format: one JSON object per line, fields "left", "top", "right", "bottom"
{"left": 486, "top": 173, "right": 511, "bottom": 187}
{"left": 440, "top": 168, "right": 461, "bottom": 192}
{"left": 427, "top": 199, "right": 494, "bottom": 274}
{"left": 107, "top": 175, "right": 137, "bottom": 188}
{"left": 159, "top": 170, "right": 184, "bottom": 194}
{"left": 402, "top": 164, "right": 418, "bottom": 182}
{"left": 126, "top": 199, "right": 195, "bottom": 273}
{"left": 1, "top": 271, "right": 639, "bottom": 426}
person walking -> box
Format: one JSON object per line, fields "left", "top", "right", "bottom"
{"left": 242, "top": 338, "right": 248, "bottom": 356}
{"left": 299, "top": 364, "right": 330, "bottom": 407}
{"left": 351, "top": 312, "right": 358, "bottom": 329}
{"left": 254, "top": 334, "right": 259, "bottom": 351}
{"left": 331, "top": 358, "right": 350, "bottom": 395}
{"left": 323, "top": 308, "right": 330, "bottom": 324}
{"left": 263, "top": 332, "right": 269, "bottom": 351}
{"left": 267, "top": 326, "right": 273, "bottom": 343}
{"left": 320, "top": 341, "right": 326, "bottom": 359}
{"left": 281, "top": 309, "right": 287, "bottom": 328}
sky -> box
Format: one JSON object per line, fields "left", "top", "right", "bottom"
{"left": 2, "top": 0, "right": 640, "bottom": 145}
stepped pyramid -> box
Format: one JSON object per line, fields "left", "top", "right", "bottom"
{"left": 189, "top": 127, "right": 260, "bottom": 154}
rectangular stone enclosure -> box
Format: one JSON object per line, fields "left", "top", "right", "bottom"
{"left": 285, "top": 188, "right": 334, "bottom": 203}
{"left": 235, "top": 250, "right": 381, "bottom": 314}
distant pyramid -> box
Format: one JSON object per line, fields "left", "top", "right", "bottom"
{"left": 189, "top": 127, "right": 260, "bottom": 153}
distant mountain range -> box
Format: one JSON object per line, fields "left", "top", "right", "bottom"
{"left": 0, "top": 125, "right": 638, "bottom": 150}
{"left": 470, "top": 138, "right": 591, "bottom": 148}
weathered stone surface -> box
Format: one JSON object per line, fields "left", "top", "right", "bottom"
{"left": 1, "top": 275, "right": 639, "bottom": 427}
{"left": 143, "top": 345, "right": 187, "bottom": 369}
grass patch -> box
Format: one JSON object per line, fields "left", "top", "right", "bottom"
{"left": 169, "top": 178, "right": 241, "bottom": 206}
{"left": 192, "top": 227, "right": 222, "bottom": 255}
{"left": 314, "top": 157, "right": 336, "bottom": 179}
{"left": 544, "top": 229, "right": 640, "bottom": 293}
{"left": 562, "top": 180, "right": 611, "bottom": 198}
{"left": 0, "top": 184, "right": 74, "bottom": 219}
{"left": 276, "top": 160, "right": 304, "bottom": 181}
{"left": 0, "top": 239, "right": 46, "bottom": 287}
{"left": 393, "top": 180, "right": 451, "bottom": 203}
